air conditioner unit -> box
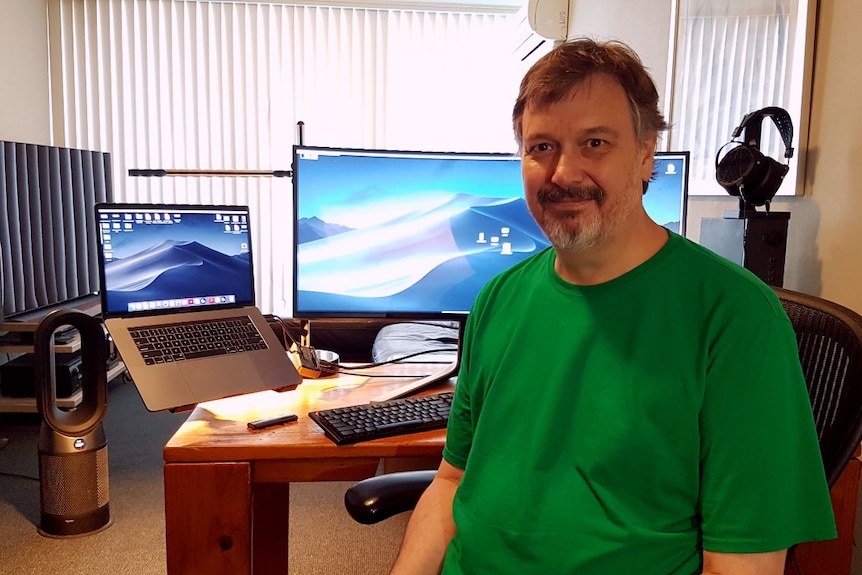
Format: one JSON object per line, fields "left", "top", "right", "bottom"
{"left": 513, "top": 0, "right": 569, "bottom": 63}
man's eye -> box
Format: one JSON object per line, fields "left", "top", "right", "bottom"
{"left": 531, "top": 143, "right": 552, "bottom": 153}
{"left": 587, "top": 139, "right": 604, "bottom": 148}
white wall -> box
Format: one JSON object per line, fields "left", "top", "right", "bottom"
{"left": 804, "top": 0, "right": 862, "bottom": 314}
{"left": 0, "top": 0, "right": 50, "bottom": 144}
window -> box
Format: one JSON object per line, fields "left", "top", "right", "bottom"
{"left": 669, "top": 0, "right": 814, "bottom": 197}
{"left": 47, "top": 0, "right": 523, "bottom": 316}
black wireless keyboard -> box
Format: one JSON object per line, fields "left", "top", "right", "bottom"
{"left": 308, "top": 391, "right": 454, "bottom": 445}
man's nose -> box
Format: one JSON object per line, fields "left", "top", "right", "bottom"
{"left": 550, "top": 152, "right": 586, "bottom": 187}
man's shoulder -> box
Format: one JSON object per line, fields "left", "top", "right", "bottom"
{"left": 666, "top": 233, "right": 787, "bottom": 319}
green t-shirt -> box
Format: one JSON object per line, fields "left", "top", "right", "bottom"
{"left": 441, "top": 232, "right": 836, "bottom": 575}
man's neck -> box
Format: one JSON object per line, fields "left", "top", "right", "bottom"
{"left": 553, "top": 221, "right": 669, "bottom": 286}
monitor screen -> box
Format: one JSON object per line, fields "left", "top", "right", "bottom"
{"left": 95, "top": 204, "right": 255, "bottom": 318}
{"left": 292, "top": 146, "right": 689, "bottom": 319}
{"left": 648, "top": 151, "right": 689, "bottom": 236}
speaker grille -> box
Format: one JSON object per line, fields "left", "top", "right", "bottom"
{"left": 39, "top": 446, "right": 110, "bottom": 515}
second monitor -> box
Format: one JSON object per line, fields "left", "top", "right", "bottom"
{"left": 291, "top": 146, "right": 689, "bottom": 321}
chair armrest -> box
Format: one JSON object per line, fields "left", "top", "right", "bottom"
{"left": 344, "top": 470, "right": 436, "bottom": 524}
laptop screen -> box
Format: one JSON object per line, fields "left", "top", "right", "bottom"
{"left": 96, "top": 204, "right": 255, "bottom": 318}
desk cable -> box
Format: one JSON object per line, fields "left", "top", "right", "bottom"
{"left": 267, "top": 315, "right": 456, "bottom": 377}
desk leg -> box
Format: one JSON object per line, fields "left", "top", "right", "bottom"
{"left": 252, "top": 483, "right": 290, "bottom": 574}
{"left": 786, "top": 458, "right": 860, "bottom": 575}
{"left": 165, "top": 462, "right": 253, "bottom": 575}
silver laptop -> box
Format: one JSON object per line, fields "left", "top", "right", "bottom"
{"left": 95, "top": 203, "right": 301, "bottom": 411}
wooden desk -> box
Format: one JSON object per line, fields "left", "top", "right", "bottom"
{"left": 164, "top": 365, "right": 860, "bottom": 575}
{"left": 163, "top": 364, "right": 452, "bottom": 575}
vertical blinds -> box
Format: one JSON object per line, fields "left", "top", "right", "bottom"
{"left": 47, "top": 0, "right": 520, "bottom": 316}
{"left": 672, "top": 2, "right": 796, "bottom": 195}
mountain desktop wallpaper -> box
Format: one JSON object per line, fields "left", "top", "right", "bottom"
{"left": 100, "top": 211, "right": 253, "bottom": 315}
{"left": 293, "top": 150, "right": 542, "bottom": 315}
{"left": 296, "top": 194, "right": 550, "bottom": 314}
{"left": 292, "top": 148, "right": 686, "bottom": 316}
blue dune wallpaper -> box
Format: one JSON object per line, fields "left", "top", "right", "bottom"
{"left": 646, "top": 155, "right": 687, "bottom": 234}
{"left": 293, "top": 149, "right": 687, "bottom": 316}
{"left": 294, "top": 151, "right": 547, "bottom": 315}
{"left": 100, "top": 211, "right": 253, "bottom": 315}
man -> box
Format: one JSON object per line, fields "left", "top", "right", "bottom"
{"left": 388, "top": 38, "right": 836, "bottom": 575}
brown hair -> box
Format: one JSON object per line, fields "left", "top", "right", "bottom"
{"left": 512, "top": 37, "right": 669, "bottom": 148}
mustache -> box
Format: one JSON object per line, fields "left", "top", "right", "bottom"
{"left": 537, "top": 184, "right": 604, "bottom": 204}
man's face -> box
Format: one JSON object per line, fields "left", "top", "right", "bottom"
{"left": 520, "top": 73, "right": 655, "bottom": 252}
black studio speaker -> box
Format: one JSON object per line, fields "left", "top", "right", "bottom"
{"left": 34, "top": 310, "right": 111, "bottom": 538}
{"left": 715, "top": 106, "right": 794, "bottom": 209}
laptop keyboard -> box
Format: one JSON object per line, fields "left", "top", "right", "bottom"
{"left": 129, "top": 317, "right": 268, "bottom": 365}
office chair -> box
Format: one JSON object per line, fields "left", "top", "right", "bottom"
{"left": 344, "top": 287, "right": 862, "bottom": 524}
{"left": 774, "top": 287, "right": 862, "bottom": 488}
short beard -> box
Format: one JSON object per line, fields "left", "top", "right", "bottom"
{"left": 534, "top": 184, "right": 605, "bottom": 251}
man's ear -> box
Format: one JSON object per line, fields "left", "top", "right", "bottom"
{"left": 639, "top": 136, "right": 658, "bottom": 182}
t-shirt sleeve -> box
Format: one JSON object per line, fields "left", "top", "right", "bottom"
{"left": 699, "top": 310, "right": 837, "bottom": 552}
{"left": 442, "top": 292, "right": 485, "bottom": 471}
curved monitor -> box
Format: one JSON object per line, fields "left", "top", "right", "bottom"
{"left": 648, "top": 151, "right": 689, "bottom": 237}
{"left": 292, "top": 146, "right": 689, "bottom": 320}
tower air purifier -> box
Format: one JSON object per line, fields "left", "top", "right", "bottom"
{"left": 34, "top": 309, "right": 111, "bottom": 537}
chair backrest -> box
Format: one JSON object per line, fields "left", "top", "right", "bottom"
{"left": 774, "top": 287, "right": 862, "bottom": 488}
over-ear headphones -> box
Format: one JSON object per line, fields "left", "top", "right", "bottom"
{"left": 715, "top": 106, "right": 794, "bottom": 208}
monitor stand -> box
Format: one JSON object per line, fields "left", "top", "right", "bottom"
{"left": 368, "top": 319, "right": 464, "bottom": 402}
{"left": 297, "top": 318, "right": 463, "bottom": 400}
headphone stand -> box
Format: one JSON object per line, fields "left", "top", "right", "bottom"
{"left": 700, "top": 209, "right": 790, "bottom": 287}
{"left": 736, "top": 197, "right": 750, "bottom": 219}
